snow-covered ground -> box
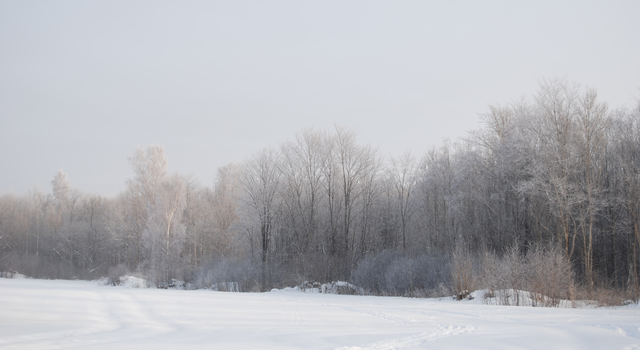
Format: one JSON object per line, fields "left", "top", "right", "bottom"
{"left": 1, "top": 278, "right": 639, "bottom": 349}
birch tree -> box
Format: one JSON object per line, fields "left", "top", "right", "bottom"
{"left": 126, "top": 145, "right": 168, "bottom": 268}
{"left": 144, "top": 173, "right": 186, "bottom": 285}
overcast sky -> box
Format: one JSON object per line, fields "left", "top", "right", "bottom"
{"left": 1, "top": 1, "right": 638, "bottom": 196}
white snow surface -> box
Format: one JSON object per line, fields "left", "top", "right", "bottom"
{"left": 118, "top": 276, "right": 155, "bottom": 289}
{"left": 1, "top": 278, "right": 639, "bottom": 349}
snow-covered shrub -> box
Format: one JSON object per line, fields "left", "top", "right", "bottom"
{"left": 299, "top": 281, "right": 322, "bottom": 292}
{"left": 96, "top": 277, "right": 111, "bottom": 286}
{"left": 451, "top": 242, "right": 477, "bottom": 298}
{"left": 526, "top": 244, "right": 573, "bottom": 307}
{"left": 270, "top": 281, "right": 364, "bottom": 295}
{"left": 193, "top": 257, "right": 262, "bottom": 292}
{"left": 478, "top": 243, "right": 573, "bottom": 307}
{"left": 321, "top": 281, "right": 364, "bottom": 295}
{"left": 435, "top": 282, "right": 451, "bottom": 298}
{"left": 351, "top": 250, "right": 400, "bottom": 294}
{"left": 157, "top": 279, "right": 185, "bottom": 289}
{"left": 351, "top": 250, "right": 451, "bottom": 296}
{"left": 454, "top": 289, "right": 473, "bottom": 301}
{"left": 480, "top": 245, "right": 529, "bottom": 306}
{"left": 0, "top": 254, "right": 39, "bottom": 278}
{"left": 384, "top": 256, "right": 415, "bottom": 295}
{"left": 211, "top": 281, "right": 240, "bottom": 292}
{"left": 1, "top": 271, "right": 26, "bottom": 279}
{"left": 1, "top": 253, "right": 76, "bottom": 280}
{"left": 107, "top": 263, "right": 129, "bottom": 286}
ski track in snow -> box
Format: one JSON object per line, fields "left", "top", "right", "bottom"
{"left": 1, "top": 278, "right": 640, "bottom": 349}
{"left": 336, "top": 324, "right": 477, "bottom": 350}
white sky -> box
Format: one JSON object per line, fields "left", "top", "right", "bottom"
{"left": 1, "top": 1, "right": 639, "bottom": 196}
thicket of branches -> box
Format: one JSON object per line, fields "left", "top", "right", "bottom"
{"left": 1, "top": 79, "right": 639, "bottom": 302}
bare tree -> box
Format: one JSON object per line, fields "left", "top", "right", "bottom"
{"left": 240, "top": 148, "right": 281, "bottom": 290}
{"left": 574, "top": 88, "right": 610, "bottom": 288}
{"left": 280, "top": 129, "right": 326, "bottom": 278}
{"left": 524, "top": 78, "right": 582, "bottom": 259}
{"left": 388, "top": 152, "right": 418, "bottom": 251}
{"left": 333, "top": 126, "right": 377, "bottom": 279}
{"left": 210, "top": 164, "right": 242, "bottom": 259}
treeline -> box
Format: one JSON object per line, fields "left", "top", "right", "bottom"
{"left": 1, "top": 79, "right": 639, "bottom": 299}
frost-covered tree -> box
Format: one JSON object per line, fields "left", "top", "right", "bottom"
{"left": 239, "top": 148, "right": 281, "bottom": 291}
{"left": 125, "top": 145, "right": 168, "bottom": 269}
{"left": 2, "top": 80, "right": 639, "bottom": 298}
{"left": 144, "top": 173, "right": 186, "bottom": 285}
{"left": 388, "top": 152, "right": 418, "bottom": 251}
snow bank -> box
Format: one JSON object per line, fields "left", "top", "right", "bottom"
{"left": 119, "top": 275, "right": 154, "bottom": 288}
{"left": 479, "top": 289, "right": 576, "bottom": 307}
{"left": 272, "top": 281, "right": 365, "bottom": 295}
{"left": 321, "top": 281, "right": 365, "bottom": 295}
{"left": 95, "top": 277, "right": 111, "bottom": 286}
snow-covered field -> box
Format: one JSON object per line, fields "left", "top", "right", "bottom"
{"left": 1, "top": 278, "right": 639, "bottom": 349}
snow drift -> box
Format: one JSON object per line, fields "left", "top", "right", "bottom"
{"left": 1, "top": 277, "right": 639, "bottom": 349}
